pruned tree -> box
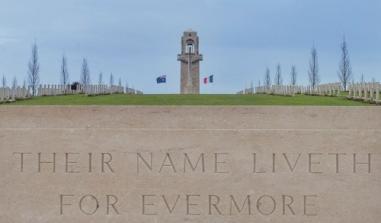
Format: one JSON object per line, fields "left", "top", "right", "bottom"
{"left": 290, "top": 65, "right": 297, "bottom": 85}
{"left": 109, "top": 73, "right": 114, "bottom": 86}
{"left": 61, "top": 55, "right": 69, "bottom": 87}
{"left": 28, "top": 43, "right": 40, "bottom": 96}
{"left": 274, "top": 63, "right": 282, "bottom": 85}
{"left": 338, "top": 37, "right": 352, "bottom": 90}
{"left": 360, "top": 73, "right": 365, "bottom": 84}
{"left": 308, "top": 46, "right": 319, "bottom": 89}
{"left": 80, "top": 58, "right": 91, "bottom": 86}
{"left": 98, "top": 72, "right": 103, "bottom": 85}
{"left": 264, "top": 68, "right": 271, "bottom": 88}
{"left": 2, "top": 75, "right": 6, "bottom": 88}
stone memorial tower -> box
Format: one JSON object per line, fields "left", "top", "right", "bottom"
{"left": 177, "top": 30, "right": 203, "bottom": 94}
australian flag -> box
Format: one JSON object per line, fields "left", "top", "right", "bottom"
{"left": 156, "top": 75, "right": 166, "bottom": 84}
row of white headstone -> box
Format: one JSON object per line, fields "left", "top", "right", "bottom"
{"left": 237, "top": 87, "right": 255, "bottom": 95}
{"left": 84, "top": 85, "right": 124, "bottom": 96}
{"left": 1, "top": 84, "right": 144, "bottom": 103}
{"left": 241, "top": 83, "right": 343, "bottom": 97}
{"left": 254, "top": 85, "right": 305, "bottom": 96}
{"left": 126, "top": 87, "right": 143, "bottom": 95}
{"left": 0, "top": 87, "right": 30, "bottom": 103}
{"left": 347, "top": 83, "right": 381, "bottom": 103}
{"left": 304, "top": 83, "right": 342, "bottom": 96}
{"left": 37, "top": 84, "right": 133, "bottom": 96}
{"left": 38, "top": 84, "right": 81, "bottom": 96}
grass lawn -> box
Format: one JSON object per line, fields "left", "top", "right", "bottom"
{"left": 4, "top": 93, "right": 370, "bottom": 106}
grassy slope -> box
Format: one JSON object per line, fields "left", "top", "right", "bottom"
{"left": 6, "top": 94, "right": 369, "bottom": 106}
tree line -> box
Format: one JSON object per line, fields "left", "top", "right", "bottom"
{"left": 2, "top": 42, "right": 126, "bottom": 96}
{"left": 261, "top": 37, "right": 375, "bottom": 91}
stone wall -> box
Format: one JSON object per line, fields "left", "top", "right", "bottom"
{"left": 0, "top": 106, "right": 380, "bottom": 223}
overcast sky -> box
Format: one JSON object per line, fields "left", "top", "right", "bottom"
{"left": 0, "top": 0, "right": 380, "bottom": 93}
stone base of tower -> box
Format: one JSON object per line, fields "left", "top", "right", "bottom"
{"left": 179, "top": 57, "right": 201, "bottom": 94}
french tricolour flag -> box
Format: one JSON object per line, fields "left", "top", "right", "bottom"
{"left": 203, "top": 75, "right": 214, "bottom": 84}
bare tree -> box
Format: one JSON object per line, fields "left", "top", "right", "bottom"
{"left": 264, "top": 68, "right": 271, "bottom": 88}
{"left": 98, "top": 72, "right": 103, "bottom": 85}
{"left": 109, "top": 73, "right": 114, "bottom": 86}
{"left": 80, "top": 58, "right": 91, "bottom": 86}
{"left": 23, "top": 79, "right": 26, "bottom": 88}
{"left": 338, "top": 37, "right": 352, "bottom": 90}
{"left": 12, "top": 77, "right": 17, "bottom": 89}
{"left": 274, "top": 63, "right": 282, "bottom": 85}
{"left": 61, "top": 55, "right": 69, "bottom": 87}
{"left": 28, "top": 43, "right": 40, "bottom": 96}
{"left": 308, "top": 46, "right": 319, "bottom": 89}
{"left": 2, "top": 75, "right": 6, "bottom": 88}
{"left": 290, "top": 65, "right": 297, "bottom": 85}
{"left": 118, "top": 77, "right": 122, "bottom": 86}
{"left": 360, "top": 73, "right": 365, "bottom": 84}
